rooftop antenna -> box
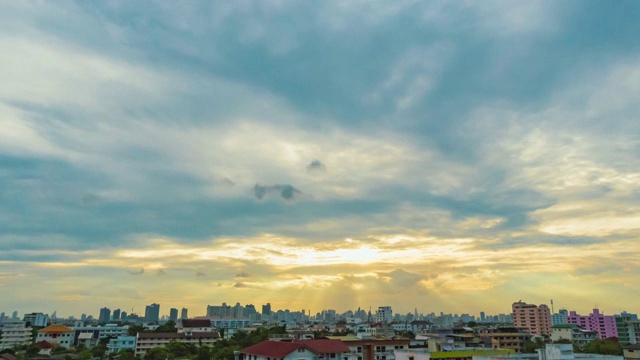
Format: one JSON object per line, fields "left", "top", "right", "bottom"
{"left": 550, "top": 299, "right": 554, "bottom": 314}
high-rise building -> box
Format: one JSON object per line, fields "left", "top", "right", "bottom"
{"left": 552, "top": 309, "right": 568, "bottom": 325}
{"left": 180, "top": 308, "right": 188, "bottom": 319}
{"left": 169, "top": 308, "right": 178, "bottom": 322}
{"left": 512, "top": 301, "right": 552, "bottom": 337}
{"left": 23, "top": 313, "right": 49, "bottom": 327}
{"left": 567, "top": 309, "right": 617, "bottom": 339}
{"left": 145, "top": 303, "right": 160, "bottom": 323}
{"left": 99, "top": 307, "right": 111, "bottom": 323}
{"left": 376, "top": 306, "right": 393, "bottom": 323}
{"left": 232, "top": 303, "right": 244, "bottom": 318}
{"left": 207, "top": 303, "right": 231, "bottom": 317}
{"left": 113, "top": 309, "right": 121, "bottom": 321}
{"left": 262, "top": 303, "right": 271, "bottom": 316}
{"left": 616, "top": 312, "right": 640, "bottom": 345}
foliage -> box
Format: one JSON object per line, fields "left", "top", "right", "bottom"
{"left": 25, "top": 345, "right": 40, "bottom": 357}
{"left": 144, "top": 347, "right": 169, "bottom": 360}
{"left": 195, "top": 346, "right": 211, "bottom": 360}
{"left": 53, "top": 346, "right": 70, "bottom": 354}
{"left": 128, "top": 324, "right": 146, "bottom": 337}
{"left": 154, "top": 321, "right": 177, "bottom": 333}
{"left": 118, "top": 349, "right": 136, "bottom": 360}
{"left": 585, "top": 338, "right": 622, "bottom": 356}
{"left": 92, "top": 343, "right": 108, "bottom": 359}
{"left": 77, "top": 348, "right": 93, "bottom": 360}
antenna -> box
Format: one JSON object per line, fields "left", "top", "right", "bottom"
{"left": 550, "top": 299, "right": 554, "bottom": 314}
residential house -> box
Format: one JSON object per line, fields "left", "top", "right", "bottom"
{"left": 238, "top": 339, "right": 350, "bottom": 360}
{"left": 36, "top": 325, "right": 74, "bottom": 348}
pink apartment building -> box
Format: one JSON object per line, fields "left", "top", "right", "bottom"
{"left": 567, "top": 308, "right": 618, "bottom": 339}
{"left": 512, "top": 301, "right": 552, "bottom": 337}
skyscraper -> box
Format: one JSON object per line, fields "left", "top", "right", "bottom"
{"left": 99, "top": 307, "right": 111, "bottom": 323}
{"left": 113, "top": 308, "right": 121, "bottom": 321}
{"left": 262, "top": 303, "right": 271, "bottom": 316}
{"left": 180, "top": 308, "right": 188, "bottom": 319}
{"left": 169, "top": 308, "right": 178, "bottom": 322}
{"left": 145, "top": 303, "right": 160, "bottom": 323}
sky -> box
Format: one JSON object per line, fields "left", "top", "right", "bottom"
{"left": 1, "top": 1, "right": 640, "bottom": 319}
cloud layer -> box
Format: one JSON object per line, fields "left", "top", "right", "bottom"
{"left": 1, "top": 1, "right": 639, "bottom": 317}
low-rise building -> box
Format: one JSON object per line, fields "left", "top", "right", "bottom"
{"left": 550, "top": 325, "right": 598, "bottom": 351}
{"left": 325, "top": 334, "right": 411, "bottom": 360}
{"left": 477, "top": 327, "right": 530, "bottom": 353}
{"left": 207, "top": 316, "right": 252, "bottom": 330}
{"left": 135, "top": 332, "right": 220, "bottom": 355}
{"left": 107, "top": 335, "right": 137, "bottom": 354}
{"left": 72, "top": 324, "right": 130, "bottom": 347}
{"left": 238, "top": 339, "right": 350, "bottom": 360}
{"left": 36, "top": 325, "right": 74, "bottom": 348}
{"left": 177, "top": 319, "right": 216, "bottom": 333}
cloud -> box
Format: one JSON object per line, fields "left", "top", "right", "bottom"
{"left": 306, "top": 159, "right": 326, "bottom": 174}
{"left": 196, "top": 271, "right": 207, "bottom": 277}
{"left": 127, "top": 268, "right": 144, "bottom": 275}
{"left": 235, "top": 271, "right": 250, "bottom": 278}
{"left": 157, "top": 269, "right": 167, "bottom": 276}
{"left": 233, "top": 282, "right": 245, "bottom": 288}
{"left": 253, "top": 183, "right": 301, "bottom": 201}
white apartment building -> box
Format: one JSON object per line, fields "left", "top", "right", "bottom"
{"left": 135, "top": 332, "right": 220, "bottom": 355}
{"left": 0, "top": 321, "right": 33, "bottom": 349}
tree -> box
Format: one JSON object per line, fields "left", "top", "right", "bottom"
{"left": 144, "top": 347, "right": 169, "bottom": 360}
{"left": 154, "top": 321, "right": 177, "bottom": 333}
{"left": 77, "top": 348, "right": 92, "bottom": 360}
{"left": 128, "top": 325, "right": 146, "bottom": 337}
{"left": 25, "top": 345, "right": 40, "bottom": 357}
{"left": 118, "top": 349, "right": 136, "bottom": 360}
{"left": 585, "top": 338, "right": 621, "bottom": 356}
{"left": 196, "top": 346, "right": 212, "bottom": 360}
{"left": 92, "top": 343, "right": 108, "bottom": 360}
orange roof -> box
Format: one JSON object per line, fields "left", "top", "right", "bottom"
{"left": 40, "top": 324, "right": 73, "bottom": 333}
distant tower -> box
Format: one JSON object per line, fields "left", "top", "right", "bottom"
{"left": 145, "top": 303, "right": 160, "bottom": 323}
{"left": 180, "top": 308, "right": 188, "bottom": 319}
{"left": 169, "top": 308, "right": 178, "bottom": 322}
{"left": 99, "top": 307, "right": 111, "bottom": 323}
{"left": 550, "top": 299, "right": 554, "bottom": 314}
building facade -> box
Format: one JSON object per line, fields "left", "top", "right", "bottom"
{"left": 135, "top": 332, "right": 219, "bottom": 355}
{"left": 145, "top": 303, "right": 160, "bottom": 323}
{"left": 566, "top": 309, "right": 617, "bottom": 339}
{"left": 36, "top": 325, "right": 74, "bottom": 348}
{"left": 0, "top": 320, "right": 33, "bottom": 350}
{"left": 512, "top": 301, "right": 552, "bottom": 337}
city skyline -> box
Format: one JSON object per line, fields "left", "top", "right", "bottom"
{"left": 2, "top": 301, "right": 634, "bottom": 322}
{"left": 1, "top": 2, "right": 639, "bottom": 316}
